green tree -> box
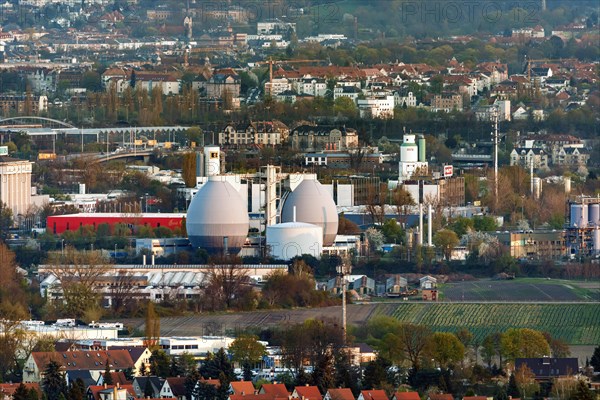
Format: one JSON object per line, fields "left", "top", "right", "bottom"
{"left": 42, "top": 361, "right": 67, "bottom": 400}
{"left": 426, "top": 332, "right": 465, "bottom": 368}
{"left": 0, "top": 201, "right": 13, "bottom": 241}
{"left": 149, "top": 349, "right": 171, "bottom": 378}
{"left": 228, "top": 335, "right": 266, "bottom": 381}
{"left": 590, "top": 346, "right": 600, "bottom": 372}
{"left": 362, "top": 356, "right": 391, "bottom": 390}
{"left": 501, "top": 328, "right": 550, "bottom": 362}
{"left": 103, "top": 362, "right": 113, "bottom": 385}
{"left": 185, "top": 369, "right": 201, "bottom": 400}
{"left": 333, "top": 96, "right": 358, "bottom": 119}
{"left": 397, "top": 323, "right": 431, "bottom": 371}
{"left": 199, "top": 348, "right": 235, "bottom": 381}
{"left": 68, "top": 378, "right": 86, "bottom": 400}
{"left": 433, "top": 229, "right": 460, "bottom": 261}
{"left": 12, "top": 384, "right": 31, "bottom": 400}
{"left": 507, "top": 374, "right": 520, "bottom": 399}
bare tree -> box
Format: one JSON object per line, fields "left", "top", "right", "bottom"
{"left": 397, "top": 323, "right": 431, "bottom": 371}
{"left": 204, "top": 255, "right": 250, "bottom": 310}
{"left": 109, "top": 269, "right": 141, "bottom": 315}
{"left": 392, "top": 186, "right": 415, "bottom": 228}
{"left": 365, "top": 183, "right": 387, "bottom": 226}
{"left": 46, "top": 246, "right": 112, "bottom": 319}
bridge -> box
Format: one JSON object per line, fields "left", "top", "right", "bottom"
{"left": 73, "top": 149, "right": 157, "bottom": 164}
{"left": 0, "top": 117, "right": 189, "bottom": 140}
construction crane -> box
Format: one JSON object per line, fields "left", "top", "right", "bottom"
{"left": 253, "top": 58, "right": 325, "bottom": 84}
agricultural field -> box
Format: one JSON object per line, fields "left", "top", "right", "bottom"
{"left": 386, "top": 303, "right": 600, "bottom": 345}
{"left": 439, "top": 278, "right": 600, "bottom": 302}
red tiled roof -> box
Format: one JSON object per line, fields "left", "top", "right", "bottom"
{"left": 327, "top": 388, "right": 355, "bottom": 400}
{"left": 261, "top": 383, "right": 289, "bottom": 397}
{"left": 393, "top": 392, "right": 420, "bottom": 400}
{"left": 31, "top": 350, "right": 134, "bottom": 372}
{"left": 360, "top": 390, "right": 388, "bottom": 400}
{"left": 294, "top": 386, "right": 323, "bottom": 400}
{"left": 230, "top": 381, "right": 256, "bottom": 395}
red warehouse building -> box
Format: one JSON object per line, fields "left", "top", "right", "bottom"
{"left": 47, "top": 213, "right": 186, "bottom": 235}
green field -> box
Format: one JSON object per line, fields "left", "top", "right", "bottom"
{"left": 386, "top": 303, "right": 600, "bottom": 345}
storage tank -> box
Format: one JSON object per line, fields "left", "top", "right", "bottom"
{"left": 186, "top": 176, "right": 249, "bottom": 254}
{"left": 418, "top": 135, "right": 426, "bottom": 162}
{"left": 593, "top": 227, "right": 600, "bottom": 255}
{"left": 400, "top": 134, "right": 418, "bottom": 163}
{"left": 532, "top": 177, "right": 542, "bottom": 200}
{"left": 589, "top": 204, "right": 600, "bottom": 227}
{"left": 570, "top": 204, "right": 587, "bottom": 228}
{"left": 204, "top": 146, "right": 220, "bottom": 176}
{"left": 564, "top": 176, "right": 571, "bottom": 194}
{"left": 281, "top": 175, "right": 338, "bottom": 246}
{"left": 267, "top": 221, "right": 323, "bottom": 261}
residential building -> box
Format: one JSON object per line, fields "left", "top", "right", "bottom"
{"left": 554, "top": 147, "right": 590, "bottom": 167}
{"left": 160, "top": 377, "right": 187, "bottom": 400}
{"left": 324, "top": 389, "right": 355, "bottom": 400}
{"left": 394, "top": 91, "right": 417, "bottom": 107}
{"left": 202, "top": 72, "right": 241, "bottom": 99}
{"left": 229, "top": 381, "right": 256, "bottom": 395}
{"left": 265, "top": 78, "right": 292, "bottom": 96}
{"left": 132, "top": 377, "right": 163, "bottom": 399}
{"left": 357, "top": 95, "right": 395, "bottom": 118}
{"left": 514, "top": 358, "right": 579, "bottom": 380}
{"left": 294, "top": 77, "right": 327, "bottom": 97}
{"left": 23, "top": 350, "right": 135, "bottom": 383}
{"left": 510, "top": 148, "right": 550, "bottom": 170}
{"left": 290, "top": 125, "right": 358, "bottom": 151}
{"left": 327, "top": 275, "right": 375, "bottom": 296}
{"left": 304, "top": 151, "right": 383, "bottom": 169}
{"left": 219, "top": 120, "right": 290, "bottom": 147}
{"left": 391, "top": 392, "right": 420, "bottom": 400}
{"left": 357, "top": 390, "right": 388, "bottom": 400}
{"left": 431, "top": 93, "right": 463, "bottom": 112}
{"left": 0, "top": 94, "right": 48, "bottom": 115}
{"left": 345, "top": 343, "right": 377, "bottom": 366}
{"left": 334, "top": 85, "right": 362, "bottom": 102}
{"left": 0, "top": 156, "right": 33, "bottom": 218}
{"left": 291, "top": 386, "right": 322, "bottom": 400}
{"left": 135, "top": 72, "right": 181, "bottom": 95}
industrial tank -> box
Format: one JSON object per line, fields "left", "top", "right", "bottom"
{"left": 593, "top": 227, "right": 600, "bottom": 255}
{"left": 186, "top": 176, "right": 249, "bottom": 254}
{"left": 418, "top": 135, "right": 427, "bottom": 162}
{"left": 400, "top": 134, "right": 418, "bottom": 163}
{"left": 281, "top": 176, "right": 339, "bottom": 246}
{"left": 570, "top": 204, "right": 588, "bottom": 228}
{"left": 589, "top": 204, "right": 599, "bottom": 227}
{"left": 266, "top": 221, "right": 323, "bottom": 261}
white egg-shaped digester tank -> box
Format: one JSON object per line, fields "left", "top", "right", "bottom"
{"left": 186, "top": 175, "right": 249, "bottom": 254}
{"left": 281, "top": 176, "right": 339, "bottom": 246}
{"left": 267, "top": 221, "right": 323, "bottom": 261}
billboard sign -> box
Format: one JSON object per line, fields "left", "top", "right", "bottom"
{"left": 0, "top": 146, "right": 7, "bottom": 156}
{"left": 443, "top": 165, "right": 453, "bottom": 178}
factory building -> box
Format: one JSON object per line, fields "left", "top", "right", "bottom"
{"left": 398, "top": 134, "right": 428, "bottom": 182}
{"left": 0, "top": 154, "right": 33, "bottom": 217}
{"left": 565, "top": 196, "right": 600, "bottom": 258}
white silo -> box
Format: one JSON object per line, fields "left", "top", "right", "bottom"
{"left": 204, "top": 146, "right": 221, "bottom": 176}
{"left": 267, "top": 217, "right": 323, "bottom": 261}
{"left": 589, "top": 204, "right": 599, "bottom": 227}
{"left": 281, "top": 175, "right": 338, "bottom": 246}
{"left": 186, "top": 175, "right": 249, "bottom": 254}
{"left": 570, "top": 204, "right": 587, "bottom": 228}
{"left": 593, "top": 226, "right": 600, "bottom": 255}
{"left": 400, "top": 134, "right": 418, "bottom": 163}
